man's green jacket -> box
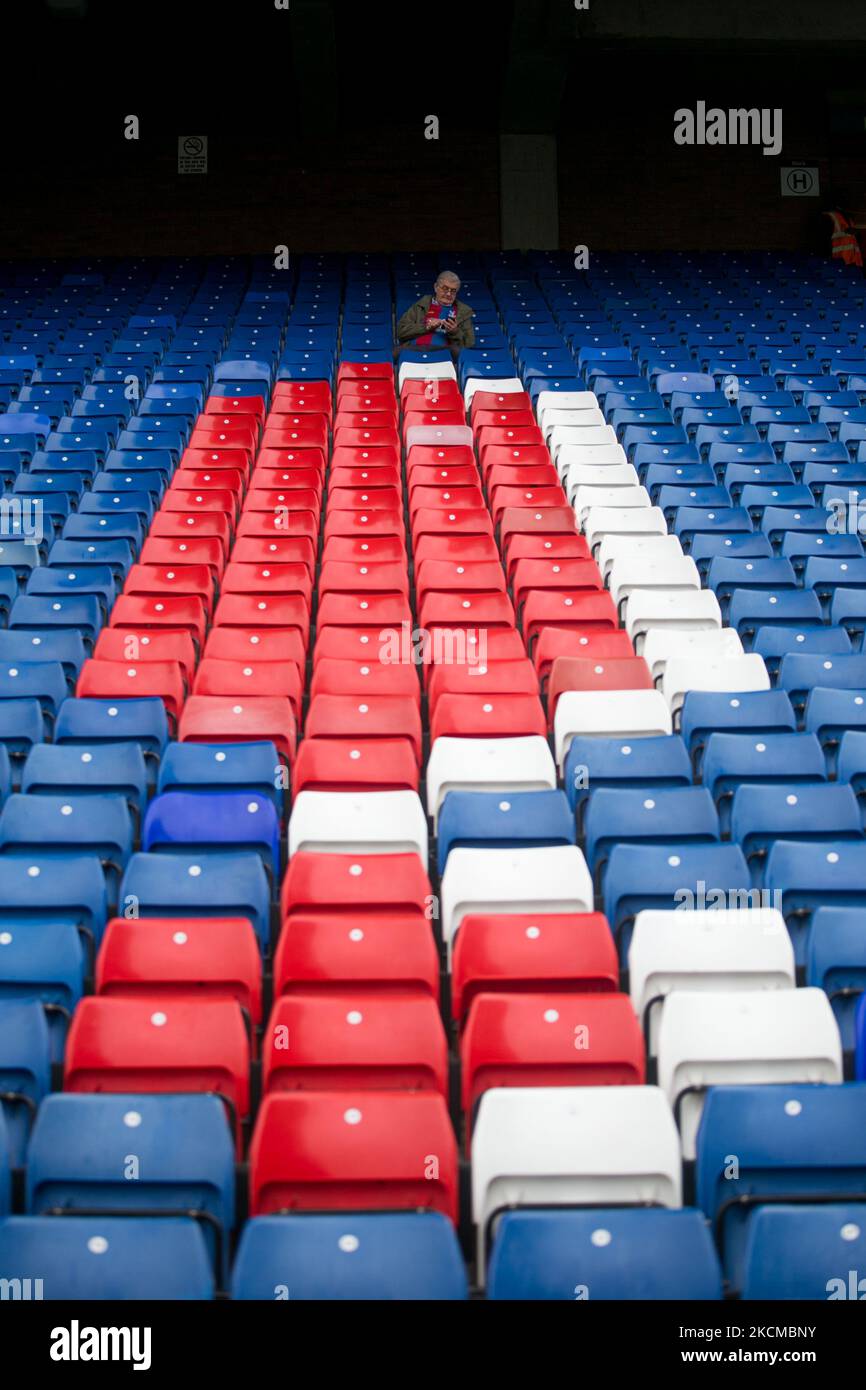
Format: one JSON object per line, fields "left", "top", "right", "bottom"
{"left": 395, "top": 294, "right": 476, "bottom": 350}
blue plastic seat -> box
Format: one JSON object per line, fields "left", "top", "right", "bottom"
{"left": 837, "top": 729, "right": 866, "bottom": 804}
{"left": 742, "top": 1204, "right": 866, "bottom": 1300}
{"left": 0, "top": 792, "right": 133, "bottom": 899}
{"left": 0, "top": 1111, "right": 9, "bottom": 1215}
{"left": 0, "top": 659, "right": 68, "bottom": 723}
{"left": 689, "top": 532, "right": 773, "bottom": 580}
{"left": 781, "top": 530, "right": 864, "bottom": 577}
{"left": 778, "top": 653, "right": 866, "bottom": 720}
{"left": 120, "top": 851, "right": 271, "bottom": 950}
{"left": 753, "top": 625, "right": 852, "bottom": 681}
{"left": 0, "top": 1215, "right": 214, "bottom": 1299}
{"left": 728, "top": 589, "right": 822, "bottom": 645}
{"left": 702, "top": 730, "right": 825, "bottom": 829}
{"left": 673, "top": 506, "right": 752, "bottom": 549}
{"left": 487, "top": 1208, "right": 722, "bottom": 1300}
{"left": 436, "top": 789, "right": 574, "bottom": 875}
{"left": 762, "top": 504, "right": 832, "bottom": 550}
{"left": 231, "top": 1212, "right": 467, "bottom": 1300}
{"left": 731, "top": 783, "right": 862, "bottom": 885}
{"left": 142, "top": 791, "right": 281, "bottom": 882}
{"left": 584, "top": 786, "right": 718, "bottom": 886}
{"left": 706, "top": 555, "right": 796, "bottom": 611}
{"left": 8, "top": 594, "right": 103, "bottom": 643}
{"left": 0, "top": 1000, "right": 51, "bottom": 1165}
{"left": 26, "top": 1093, "right": 235, "bottom": 1281}
{"left": 21, "top": 741, "right": 147, "bottom": 818}
{"left": 25, "top": 565, "right": 115, "bottom": 617}
{"left": 765, "top": 839, "right": 866, "bottom": 965}
{"left": 156, "top": 740, "right": 283, "bottom": 809}
{"left": 695, "top": 1083, "right": 866, "bottom": 1293}
{"left": 0, "top": 922, "right": 85, "bottom": 1061}
{"left": 564, "top": 733, "right": 691, "bottom": 824}
{"left": 603, "top": 842, "right": 750, "bottom": 956}
{"left": 807, "top": 907, "right": 866, "bottom": 1053}
{"left": 55, "top": 696, "right": 169, "bottom": 771}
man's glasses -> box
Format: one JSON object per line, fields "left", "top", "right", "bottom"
{"left": 435, "top": 284, "right": 458, "bottom": 296}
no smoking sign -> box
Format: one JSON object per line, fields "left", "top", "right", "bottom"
{"left": 178, "top": 135, "right": 208, "bottom": 174}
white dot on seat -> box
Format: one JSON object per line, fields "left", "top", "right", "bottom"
{"left": 591, "top": 1228, "right": 612, "bottom": 1248}
{"left": 88, "top": 1237, "right": 109, "bottom": 1255}
{"left": 543, "top": 1009, "right": 559, "bottom": 1023}
{"left": 643, "top": 799, "right": 655, "bottom": 810}
{"left": 349, "top": 928, "right": 364, "bottom": 942}
{"left": 123, "top": 1110, "right": 142, "bottom": 1128}
{"left": 27, "top": 866, "right": 40, "bottom": 878}
{"left": 841, "top": 1223, "right": 861, "bottom": 1242}
{"left": 784, "top": 1099, "right": 802, "bottom": 1117}
{"left": 347, "top": 1011, "right": 363, "bottom": 1025}
{"left": 172, "top": 931, "right": 188, "bottom": 945}
{"left": 344, "top": 1108, "right": 362, "bottom": 1125}
{"left": 756, "top": 742, "right": 766, "bottom": 753}
{"left": 349, "top": 864, "right": 362, "bottom": 876}
{"left": 667, "top": 855, "right": 681, "bottom": 867}
{"left": 150, "top": 1011, "right": 167, "bottom": 1026}
{"left": 215, "top": 752, "right": 226, "bottom": 762}
{"left": 188, "top": 864, "right": 202, "bottom": 877}
{"left": 827, "top": 851, "right": 840, "bottom": 863}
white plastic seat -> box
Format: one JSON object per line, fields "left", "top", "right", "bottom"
{"left": 554, "top": 689, "right": 672, "bottom": 767}
{"left": 657, "top": 987, "right": 843, "bottom": 1160}
{"left": 463, "top": 376, "right": 525, "bottom": 406}
{"left": 398, "top": 360, "right": 458, "bottom": 390}
{"left": 583, "top": 505, "right": 668, "bottom": 550}
{"left": 662, "top": 652, "right": 771, "bottom": 719}
{"left": 405, "top": 425, "right": 473, "bottom": 450}
{"left": 624, "top": 588, "right": 722, "bottom": 652}
{"left": 608, "top": 555, "right": 701, "bottom": 613}
{"left": 440, "top": 845, "right": 593, "bottom": 958}
{"left": 426, "top": 735, "right": 556, "bottom": 828}
{"left": 536, "top": 390, "right": 599, "bottom": 425}
{"left": 641, "top": 627, "right": 744, "bottom": 684}
{"left": 565, "top": 462, "right": 639, "bottom": 502}
{"left": 472, "top": 1085, "right": 682, "bottom": 1284}
{"left": 541, "top": 407, "right": 605, "bottom": 445}
{"left": 574, "top": 485, "right": 651, "bottom": 528}
{"left": 629, "top": 908, "right": 795, "bottom": 1054}
{"left": 288, "top": 790, "right": 428, "bottom": 860}
{"left": 550, "top": 423, "right": 617, "bottom": 461}
{"left": 555, "top": 442, "right": 627, "bottom": 480}
{"left": 598, "top": 533, "right": 685, "bottom": 584}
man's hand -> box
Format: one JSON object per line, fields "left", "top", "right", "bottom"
{"left": 442, "top": 317, "right": 459, "bottom": 335}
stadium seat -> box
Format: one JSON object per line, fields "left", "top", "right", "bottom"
{"left": 120, "top": 850, "right": 271, "bottom": 951}
{"left": 142, "top": 790, "right": 281, "bottom": 881}
{"left": 741, "top": 1204, "right": 866, "bottom": 1300}
{"left": 441, "top": 846, "right": 594, "bottom": 961}
{"left": 0, "top": 999, "right": 51, "bottom": 1164}
{"left": 288, "top": 790, "right": 427, "bottom": 860}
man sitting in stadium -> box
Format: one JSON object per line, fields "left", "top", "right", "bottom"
{"left": 395, "top": 270, "right": 475, "bottom": 358}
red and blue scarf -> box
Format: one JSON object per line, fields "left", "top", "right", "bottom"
{"left": 416, "top": 296, "right": 457, "bottom": 348}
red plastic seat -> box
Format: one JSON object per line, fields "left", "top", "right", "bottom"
{"left": 256, "top": 445, "right": 327, "bottom": 474}
{"left": 469, "top": 389, "right": 532, "bottom": 419}
{"left": 171, "top": 467, "right": 245, "bottom": 498}
{"left": 521, "top": 590, "right": 615, "bottom": 651}
{"left": 427, "top": 659, "right": 539, "bottom": 719}
{"left": 451, "top": 911, "right": 619, "bottom": 1023}
{"left": 472, "top": 408, "right": 536, "bottom": 431}
{"left": 161, "top": 487, "right": 239, "bottom": 525}
{"left": 190, "top": 418, "right": 258, "bottom": 451}
{"left": 321, "top": 535, "right": 407, "bottom": 565}
{"left": 180, "top": 447, "right": 253, "bottom": 485}
{"left": 204, "top": 633, "right": 308, "bottom": 669}
{"left": 206, "top": 394, "right": 266, "bottom": 424}
{"left": 244, "top": 488, "right": 321, "bottom": 522}
{"left": 405, "top": 444, "right": 475, "bottom": 472}
{"left": 319, "top": 560, "right": 410, "bottom": 598}
{"left": 330, "top": 444, "right": 400, "bottom": 472}
{"left": 261, "top": 419, "right": 328, "bottom": 451}
{"left": 490, "top": 484, "right": 568, "bottom": 525}
{"left": 123, "top": 563, "right": 215, "bottom": 615}
{"left": 235, "top": 509, "right": 318, "bottom": 544}
{"left": 262, "top": 993, "right": 448, "bottom": 1096}
{"left": 292, "top": 737, "right": 420, "bottom": 794}
{"left": 109, "top": 594, "right": 208, "bottom": 649}
{"left": 461, "top": 992, "right": 645, "bottom": 1126}
{"left": 411, "top": 508, "right": 494, "bottom": 544}
{"left": 415, "top": 559, "right": 506, "bottom": 600}
{"left": 212, "top": 593, "right": 310, "bottom": 641}
{"left": 253, "top": 466, "right": 323, "bottom": 496}
{"left": 313, "top": 625, "right": 408, "bottom": 665}
{"left": 329, "top": 465, "right": 401, "bottom": 492}
{"left": 315, "top": 593, "right": 411, "bottom": 630}
{"left": 179, "top": 694, "right": 297, "bottom": 765}
{"left": 274, "top": 379, "right": 332, "bottom": 409}
{"left": 229, "top": 536, "right": 316, "bottom": 572}
{"left": 337, "top": 361, "right": 393, "bottom": 383}
{"left": 479, "top": 443, "right": 551, "bottom": 480}
{"left": 305, "top": 694, "right": 422, "bottom": 764}
{"left": 547, "top": 654, "right": 654, "bottom": 724}
{"left": 193, "top": 658, "right": 303, "bottom": 717}
{"left": 274, "top": 912, "right": 438, "bottom": 997}
{"left": 309, "top": 657, "right": 420, "bottom": 702}
{"left": 76, "top": 658, "right": 186, "bottom": 730}
{"left": 333, "top": 410, "right": 397, "bottom": 435}
{"left": 400, "top": 379, "right": 463, "bottom": 406}
{"left": 417, "top": 591, "right": 516, "bottom": 631}
{"left": 430, "top": 692, "right": 546, "bottom": 741}
{"left": 139, "top": 535, "right": 225, "bottom": 580}
{"left": 148, "top": 511, "right": 231, "bottom": 556}
{"left": 412, "top": 534, "right": 499, "bottom": 568}
{"left": 421, "top": 627, "right": 527, "bottom": 687}
{"left": 322, "top": 507, "right": 405, "bottom": 542}
{"left": 337, "top": 381, "right": 396, "bottom": 404}
{"left": 402, "top": 409, "right": 466, "bottom": 437}
{"left": 281, "top": 850, "right": 431, "bottom": 921}
{"left": 407, "top": 465, "right": 479, "bottom": 493}
{"left": 249, "top": 1091, "right": 458, "bottom": 1218}
{"left": 499, "top": 506, "right": 579, "bottom": 549}
{"left": 504, "top": 532, "right": 591, "bottom": 581}
{"left": 64, "top": 997, "right": 251, "bottom": 1155}
{"left": 328, "top": 486, "right": 402, "bottom": 513}
{"left": 221, "top": 561, "right": 313, "bottom": 606}
{"left": 485, "top": 465, "right": 559, "bottom": 494}
{"left": 408, "top": 485, "right": 485, "bottom": 515}
{"left": 96, "top": 916, "right": 262, "bottom": 1026}
{"left": 512, "top": 557, "right": 604, "bottom": 614}
{"left": 332, "top": 428, "right": 400, "bottom": 450}
{"left": 336, "top": 395, "right": 398, "bottom": 418}
{"left": 93, "top": 629, "right": 196, "bottom": 684}
{"left": 476, "top": 425, "right": 544, "bottom": 457}
{"left": 533, "top": 627, "right": 636, "bottom": 687}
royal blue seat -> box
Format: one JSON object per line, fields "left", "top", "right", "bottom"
{"left": 765, "top": 839, "right": 866, "bottom": 965}
{"left": 25, "top": 565, "right": 116, "bottom": 618}
{"left": 584, "top": 786, "right": 718, "bottom": 886}
{"left": 62, "top": 511, "right": 144, "bottom": 549}
{"left": 436, "top": 789, "right": 574, "bottom": 875}
{"left": 753, "top": 625, "right": 853, "bottom": 681}
{"left": 673, "top": 506, "right": 752, "bottom": 549}
{"left": 857, "top": 995, "right": 866, "bottom": 1080}
{"left": 0, "top": 792, "right": 133, "bottom": 896}
{"left": 778, "top": 653, "right": 866, "bottom": 720}
{"left": 695, "top": 1083, "right": 866, "bottom": 1293}
{"left": 231, "top": 1212, "right": 467, "bottom": 1301}
{"left": 0, "top": 630, "right": 86, "bottom": 684}
{"left": 487, "top": 1208, "right": 722, "bottom": 1300}
{"left": 8, "top": 594, "right": 102, "bottom": 643}
{"left": 0, "top": 659, "right": 68, "bottom": 724}
{"left": 156, "top": 740, "right": 283, "bottom": 810}
{"left": 0, "top": 1000, "right": 51, "bottom": 1165}
{"left": 807, "top": 907, "right": 866, "bottom": 1054}
{"left": 120, "top": 851, "right": 271, "bottom": 950}
{"left": 142, "top": 791, "right": 281, "bottom": 882}
{"left": 54, "top": 696, "right": 169, "bottom": 770}
{"left": 702, "top": 730, "right": 825, "bottom": 828}
{"left": 731, "top": 783, "right": 862, "bottom": 885}
{"left": 706, "top": 555, "right": 796, "bottom": 609}
{"left": 603, "top": 842, "right": 750, "bottom": 956}
{"left": 564, "top": 733, "right": 691, "bottom": 823}
{"left": 26, "top": 1093, "right": 235, "bottom": 1281}
{"left": 0, "top": 1111, "right": 9, "bottom": 1216}
{"left": 689, "top": 532, "right": 773, "bottom": 580}
{"left": 0, "top": 1215, "right": 214, "bottom": 1299}
{"left": 0, "top": 922, "right": 85, "bottom": 1061}
{"left": 762, "top": 504, "right": 832, "bottom": 549}
{"left": 741, "top": 1204, "right": 866, "bottom": 1300}
{"left": 831, "top": 590, "right": 866, "bottom": 650}
{"left": 728, "top": 589, "right": 823, "bottom": 645}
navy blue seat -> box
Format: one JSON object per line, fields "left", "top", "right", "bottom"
{"left": 730, "top": 783, "right": 862, "bottom": 885}
{"left": 142, "top": 791, "right": 281, "bottom": 882}
{"left": 0, "top": 1000, "right": 51, "bottom": 1165}
{"left": 603, "top": 842, "right": 750, "bottom": 956}
{"left": 584, "top": 786, "right": 718, "bottom": 887}
{"left": 231, "top": 1212, "right": 468, "bottom": 1301}
{"left": 156, "top": 740, "right": 283, "bottom": 809}
{"left": 807, "top": 907, "right": 866, "bottom": 1054}
{"left": 741, "top": 1204, "right": 866, "bottom": 1300}
{"left": 487, "top": 1208, "right": 722, "bottom": 1300}
{"left": 765, "top": 839, "right": 866, "bottom": 965}
{"left": 120, "top": 851, "right": 271, "bottom": 950}
{"left": 0, "top": 1216, "right": 214, "bottom": 1299}
{"left": 778, "top": 653, "right": 866, "bottom": 720}
{"left": 0, "top": 922, "right": 85, "bottom": 1062}
{"left": 695, "top": 1083, "right": 866, "bottom": 1293}
{"left": 27, "top": 1093, "right": 235, "bottom": 1281}
{"left": 436, "top": 789, "right": 574, "bottom": 874}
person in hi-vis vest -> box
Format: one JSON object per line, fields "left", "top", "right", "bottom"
{"left": 824, "top": 209, "right": 864, "bottom": 268}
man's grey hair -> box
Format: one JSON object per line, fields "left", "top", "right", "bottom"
{"left": 435, "top": 270, "right": 461, "bottom": 288}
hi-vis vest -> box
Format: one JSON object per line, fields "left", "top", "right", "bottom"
{"left": 828, "top": 211, "right": 863, "bottom": 268}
